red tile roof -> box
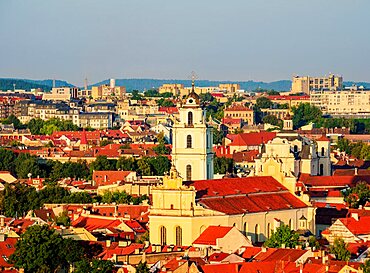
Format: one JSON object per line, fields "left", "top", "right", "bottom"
{"left": 225, "top": 105, "right": 252, "bottom": 112}
{"left": 92, "top": 170, "right": 133, "bottom": 186}
{"left": 226, "top": 132, "right": 276, "bottom": 147}
{"left": 193, "top": 226, "right": 233, "bottom": 245}
{"left": 0, "top": 238, "right": 17, "bottom": 267}
{"left": 339, "top": 216, "right": 370, "bottom": 235}
{"left": 208, "top": 252, "right": 230, "bottom": 262}
{"left": 241, "top": 247, "right": 262, "bottom": 260}
{"left": 253, "top": 248, "right": 308, "bottom": 263}
{"left": 71, "top": 216, "right": 123, "bottom": 231}
{"left": 186, "top": 176, "right": 307, "bottom": 215}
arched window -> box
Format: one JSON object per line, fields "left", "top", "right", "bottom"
{"left": 160, "top": 226, "right": 167, "bottom": 245}
{"left": 243, "top": 222, "right": 248, "bottom": 235}
{"left": 186, "top": 135, "right": 192, "bottom": 148}
{"left": 321, "top": 147, "right": 325, "bottom": 156}
{"left": 188, "top": 111, "right": 193, "bottom": 126}
{"left": 289, "top": 219, "right": 293, "bottom": 230}
{"left": 267, "top": 223, "right": 271, "bottom": 239}
{"left": 293, "top": 145, "right": 298, "bottom": 153}
{"left": 186, "top": 165, "right": 192, "bottom": 181}
{"left": 254, "top": 224, "right": 260, "bottom": 243}
{"left": 175, "top": 226, "right": 182, "bottom": 246}
{"left": 319, "top": 164, "right": 324, "bottom": 176}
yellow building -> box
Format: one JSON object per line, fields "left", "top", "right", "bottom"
{"left": 158, "top": 84, "right": 184, "bottom": 96}
{"left": 218, "top": 83, "right": 240, "bottom": 93}
{"left": 224, "top": 104, "right": 254, "bottom": 125}
{"left": 291, "top": 74, "right": 343, "bottom": 94}
{"left": 149, "top": 166, "right": 315, "bottom": 246}
{"left": 172, "top": 84, "right": 214, "bottom": 181}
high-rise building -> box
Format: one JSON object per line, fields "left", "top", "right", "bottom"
{"left": 291, "top": 74, "right": 343, "bottom": 94}
{"left": 172, "top": 82, "right": 214, "bottom": 181}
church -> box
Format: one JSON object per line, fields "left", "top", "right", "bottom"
{"left": 149, "top": 86, "right": 315, "bottom": 246}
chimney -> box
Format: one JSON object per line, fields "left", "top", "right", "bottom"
{"left": 355, "top": 168, "right": 358, "bottom": 175}
{"left": 299, "top": 263, "right": 303, "bottom": 273}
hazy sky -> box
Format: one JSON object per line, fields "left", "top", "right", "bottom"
{"left": 1, "top": 0, "right": 369, "bottom": 85}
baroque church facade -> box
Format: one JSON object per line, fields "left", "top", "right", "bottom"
{"left": 149, "top": 87, "right": 315, "bottom": 247}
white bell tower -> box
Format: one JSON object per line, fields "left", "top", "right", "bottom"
{"left": 172, "top": 81, "right": 214, "bottom": 181}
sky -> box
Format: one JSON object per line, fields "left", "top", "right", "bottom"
{"left": 0, "top": 0, "right": 369, "bottom": 85}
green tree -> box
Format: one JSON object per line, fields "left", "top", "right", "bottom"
{"left": 137, "top": 157, "right": 152, "bottom": 176}
{"left": 0, "top": 148, "right": 16, "bottom": 173}
{"left": 361, "top": 259, "right": 370, "bottom": 273}
{"left": 342, "top": 182, "right": 370, "bottom": 208}
{"left": 153, "top": 132, "right": 170, "bottom": 155}
{"left": 329, "top": 238, "right": 350, "bottom": 261}
{"left": 256, "top": 97, "right": 273, "bottom": 109}
{"left": 214, "top": 157, "right": 234, "bottom": 174}
{"left": 100, "top": 140, "right": 113, "bottom": 147}
{"left": 262, "top": 115, "right": 282, "bottom": 127}
{"left": 213, "top": 129, "right": 224, "bottom": 145}
{"left": 148, "top": 156, "right": 171, "bottom": 175}
{"left": 27, "top": 118, "right": 45, "bottom": 134}
{"left": 131, "top": 90, "right": 143, "bottom": 100}
{"left": 15, "top": 153, "right": 45, "bottom": 179}
{"left": 157, "top": 98, "right": 175, "bottom": 107}
{"left": 136, "top": 261, "right": 150, "bottom": 273}
{"left": 74, "top": 259, "right": 113, "bottom": 273}
{"left": 10, "top": 225, "right": 83, "bottom": 273}
{"left": 308, "top": 235, "right": 320, "bottom": 250}
{"left": 2, "top": 114, "right": 23, "bottom": 129}
{"left": 90, "top": 156, "right": 117, "bottom": 173}
{"left": 291, "top": 103, "right": 322, "bottom": 129}
{"left": 264, "top": 224, "right": 299, "bottom": 248}
{"left": 55, "top": 211, "right": 71, "bottom": 227}
{"left": 116, "top": 157, "right": 137, "bottom": 171}
{"left": 337, "top": 138, "right": 352, "bottom": 154}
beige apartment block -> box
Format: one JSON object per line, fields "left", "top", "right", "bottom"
{"left": 42, "top": 87, "right": 80, "bottom": 101}
{"left": 158, "top": 84, "right": 184, "bottom": 96}
{"left": 91, "top": 85, "right": 126, "bottom": 100}
{"left": 292, "top": 74, "right": 343, "bottom": 94}
{"left": 310, "top": 87, "right": 370, "bottom": 117}
{"left": 224, "top": 104, "right": 254, "bottom": 125}
{"left": 218, "top": 83, "right": 240, "bottom": 93}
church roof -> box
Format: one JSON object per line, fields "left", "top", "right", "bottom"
{"left": 186, "top": 176, "right": 307, "bottom": 215}
{"left": 226, "top": 132, "right": 276, "bottom": 147}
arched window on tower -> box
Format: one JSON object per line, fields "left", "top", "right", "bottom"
{"left": 186, "top": 135, "right": 192, "bottom": 148}
{"left": 160, "top": 226, "right": 167, "bottom": 245}
{"left": 175, "top": 226, "right": 182, "bottom": 246}
{"left": 188, "top": 111, "right": 193, "bottom": 126}
{"left": 254, "top": 224, "right": 260, "bottom": 243}
{"left": 186, "top": 165, "right": 192, "bottom": 181}
{"left": 321, "top": 147, "right": 325, "bottom": 156}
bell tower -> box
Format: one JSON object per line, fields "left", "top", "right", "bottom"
{"left": 172, "top": 80, "right": 214, "bottom": 181}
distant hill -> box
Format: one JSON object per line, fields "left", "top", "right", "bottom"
{"left": 91, "top": 79, "right": 293, "bottom": 92}
{"left": 0, "top": 78, "right": 75, "bottom": 91}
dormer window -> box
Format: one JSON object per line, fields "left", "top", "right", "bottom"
{"left": 188, "top": 111, "right": 193, "bottom": 126}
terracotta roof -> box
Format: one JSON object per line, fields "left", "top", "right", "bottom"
{"left": 0, "top": 237, "right": 17, "bottom": 267}
{"left": 233, "top": 150, "right": 259, "bottom": 163}
{"left": 241, "top": 246, "right": 262, "bottom": 259}
{"left": 316, "top": 134, "right": 330, "bottom": 142}
{"left": 208, "top": 252, "right": 231, "bottom": 262}
{"left": 71, "top": 215, "right": 123, "bottom": 231}
{"left": 339, "top": 216, "right": 370, "bottom": 235}
{"left": 193, "top": 226, "right": 233, "bottom": 245}
{"left": 225, "top": 105, "right": 252, "bottom": 112}
{"left": 226, "top": 132, "right": 276, "bottom": 147}
{"left": 186, "top": 176, "right": 307, "bottom": 215}
{"left": 92, "top": 170, "right": 133, "bottom": 186}
{"left": 253, "top": 248, "right": 308, "bottom": 262}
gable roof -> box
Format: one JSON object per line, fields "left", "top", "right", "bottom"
{"left": 339, "top": 216, "right": 370, "bottom": 235}
{"left": 193, "top": 226, "right": 233, "bottom": 245}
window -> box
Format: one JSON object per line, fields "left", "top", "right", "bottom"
{"left": 254, "top": 224, "right": 260, "bottom": 243}
{"left": 188, "top": 111, "right": 193, "bottom": 126}
{"left": 321, "top": 147, "right": 325, "bottom": 156}
{"left": 160, "top": 226, "right": 167, "bottom": 245}
{"left": 186, "top": 165, "right": 192, "bottom": 181}
{"left": 293, "top": 145, "right": 298, "bottom": 153}
{"left": 320, "top": 164, "right": 324, "bottom": 176}
{"left": 289, "top": 219, "right": 293, "bottom": 229}
{"left": 243, "top": 222, "right": 248, "bottom": 235}
{"left": 175, "top": 226, "right": 182, "bottom": 246}
{"left": 267, "top": 223, "right": 271, "bottom": 238}
{"left": 186, "top": 135, "right": 192, "bottom": 148}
